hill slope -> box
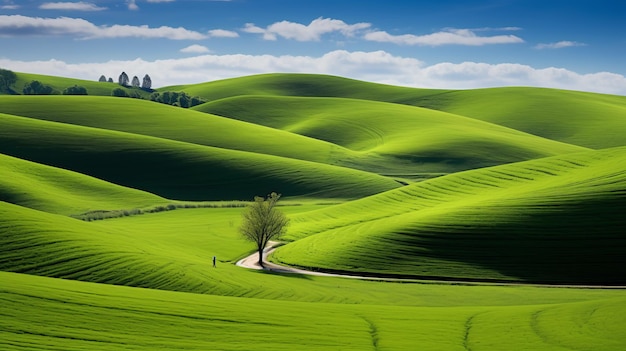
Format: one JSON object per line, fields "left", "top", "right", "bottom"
{"left": 0, "top": 152, "right": 166, "bottom": 216}
{"left": 0, "top": 95, "right": 361, "bottom": 167}
{"left": 413, "top": 87, "right": 626, "bottom": 149}
{"left": 0, "top": 112, "right": 400, "bottom": 200}
{"left": 197, "top": 95, "right": 588, "bottom": 173}
{"left": 178, "top": 73, "right": 626, "bottom": 149}
{"left": 273, "top": 147, "right": 626, "bottom": 284}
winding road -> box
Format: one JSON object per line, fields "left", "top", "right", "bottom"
{"left": 236, "top": 241, "right": 626, "bottom": 289}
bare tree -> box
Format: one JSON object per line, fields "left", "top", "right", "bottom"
{"left": 240, "top": 192, "right": 289, "bottom": 266}
{"left": 131, "top": 76, "right": 140, "bottom": 88}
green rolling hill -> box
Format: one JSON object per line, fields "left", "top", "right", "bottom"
{"left": 0, "top": 95, "right": 360, "bottom": 167}
{"left": 0, "top": 112, "right": 399, "bottom": 200}
{"left": 273, "top": 147, "right": 626, "bottom": 284}
{"left": 0, "top": 152, "right": 166, "bottom": 215}
{"left": 197, "top": 95, "right": 588, "bottom": 173}
{"left": 411, "top": 87, "right": 626, "bottom": 149}
{"left": 1, "top": 70, "right": 625, "bottom": 351}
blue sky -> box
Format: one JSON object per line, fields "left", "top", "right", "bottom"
{"left": 1, "top": 0, "right": 625, "bottom": 94}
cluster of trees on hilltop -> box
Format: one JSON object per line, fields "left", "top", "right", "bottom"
{"left": 100, "top": 72, "right": 152, "bottom": 90}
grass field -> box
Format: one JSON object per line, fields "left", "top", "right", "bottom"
{"left": 1, "top": 71, "right": 625, "bottom": 350}
{"left": 274, "top": 147, "right": 626, "bottom": 284}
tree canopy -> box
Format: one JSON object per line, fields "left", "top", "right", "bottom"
{"left": 240, "top": 192, "right": 289, "bottom": 266}
{"left": 118, "top": 72, "right": 129, "bottom": 86}
{"left": 63, "top": 85, "right": 88, "bottom": 95}
{"left": 142, "top": 74, "right": 152, "bottom": 90}
{"left": 23, "top": 80, "right": 55, "bottom": 95}
{"left": 0, "top": 68, "right": 17, "bottom": 92}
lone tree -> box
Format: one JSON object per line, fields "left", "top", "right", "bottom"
{"left": 98, "top": 75, "right": 107, "bottom": 82}
{"left": 240, "top": 192, "right": 289, "bottom": 266}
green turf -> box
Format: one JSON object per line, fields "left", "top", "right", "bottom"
{"left": 180, "top": 73, "right": 626, "bottom": 150}
{"left": 197, "top": 95, "right": 587, "bottom": 173}
{"left": 273, "top": 147, "right": 626, "bottom": 284}
{"left": 0, "top": 152, "right": 167, "bottom": 216}
{"left": 3, "top": 271, "right": 625, "bottom": 351}
{"left": 164, "top": 73, "right": 443, "bottom": 103}
{"left": 2, "top": 71, "right": 625, "bottom": 350}
{"left": 0, "top": 112, "right": 399, "bottom": 200}
{"left": 0, "top": 95, "right": 360, "bottom": 167}
{"left": 414, "top": 87, "right": 626, "bottom": 149}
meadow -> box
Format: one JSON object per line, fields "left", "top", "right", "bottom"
{"left": 1, "top": 71, "right": 625, "bottom": 350}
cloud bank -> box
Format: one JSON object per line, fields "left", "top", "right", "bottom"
{"left": 243, "top": 17, "right": 371, "bottom": 41}
{"left": 1, "top": 50, "right": 624, "bottom": 95}
{"left": 39, "top": 2, "right": 107, "bottom": 11}
{"left": 0, "top": 15, "right": 207, "bottom": 39}
{"left": 364, "top": 28, "right": 524, "bottom": 46}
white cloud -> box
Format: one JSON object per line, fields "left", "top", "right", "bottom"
{"left": 208, "top": 29, "right": 239, "bottom": 38}
{"left": 127, "top": 0, "right": 138, "bottom": 10}
{"left": 364, "top": 28, "right": 524, "bottom": 46}
{"left": 243, "top": 17, "right": 371, "bottom": 41}
{"left": 0, "top": 50, "right": 624, "bottom": 95}
{"left": 39, "top": 2, "right": 107, "bottom": 11}
{"left": 0, "top": 15, "right": 207, "bottom": 40}
{"left": 147, "top": 0, "right": 175, "bottom": 2}
{"left": 535, "top": 41, "right": 586, "bottom": 49}
{"left": 1, "top": 4, "right": 19, "bottom": 9}
{"left": 180, "top": 44, "right": 210, "bottom": 53}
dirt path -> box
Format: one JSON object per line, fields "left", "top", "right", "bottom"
{"left": 235, "top": 242, "right": 626, "bottom": 288}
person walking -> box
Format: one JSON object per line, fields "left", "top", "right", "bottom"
{"left": 212, "top": 255, "right": 216, "bottom": 268}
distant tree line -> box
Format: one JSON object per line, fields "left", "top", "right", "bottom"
{"left": 1, "top": 68, "right": 205, "bottom": 108}
{"left": 150, "top": 91, "right": 205, "bottom": 108}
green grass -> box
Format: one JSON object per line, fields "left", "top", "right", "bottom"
{"left": 0, "top": 95, "right": 360, "bottom": 167}
{"left": 413, "top": 87, "right": 626, "bottom": 149}
{"left": 197, "top": 95, "right": 587, "bottom": 173}
{"left": 0, "top": 112, "right": 399, "bottom": 200}
{"left": 179, "top": 73, "right": 626, "bottom": 150}
{"left": 2, "top": 71, "right": 625, "bottom": 350}
{"left": 273, "top": 147, "right": 626, "bottom": 284}
{"left": 3, "top": 271, "right": 625, "bottom": 351}
{"left": 0, "top": 152, "right": 167, "bottom": 216}
{"left": 164, "top": 73, "right": 443, "bottom": 102}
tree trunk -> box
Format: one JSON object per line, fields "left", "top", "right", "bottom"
{"left": 258, "top": 246, "right": 264, "bottom": 267}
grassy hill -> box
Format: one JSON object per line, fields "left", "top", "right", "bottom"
{"left": 0, "top": 152, "right": 166, "bottom": 216}
{"left": 0, "top": 95, "right": 362, "bottom": 167}
{"left": 0, "top": 112, "right": 399, "bottom": 200}
{"left": 178, "top": 73, "right": 626, "bottom": 150}
{"left": 413, "top": 87, "right": 626, "bottom": 149}
{"left": 273, "top": 147, "right": 626, "bottom": 284}
{"left": 197, "top": 95, "right": 588, "bottom": 173}
{"left": 1, "top": 70, "right": 625, "bottom": 350}
{"left": 164, "top": 72, "right": 442, "bottom": 102}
